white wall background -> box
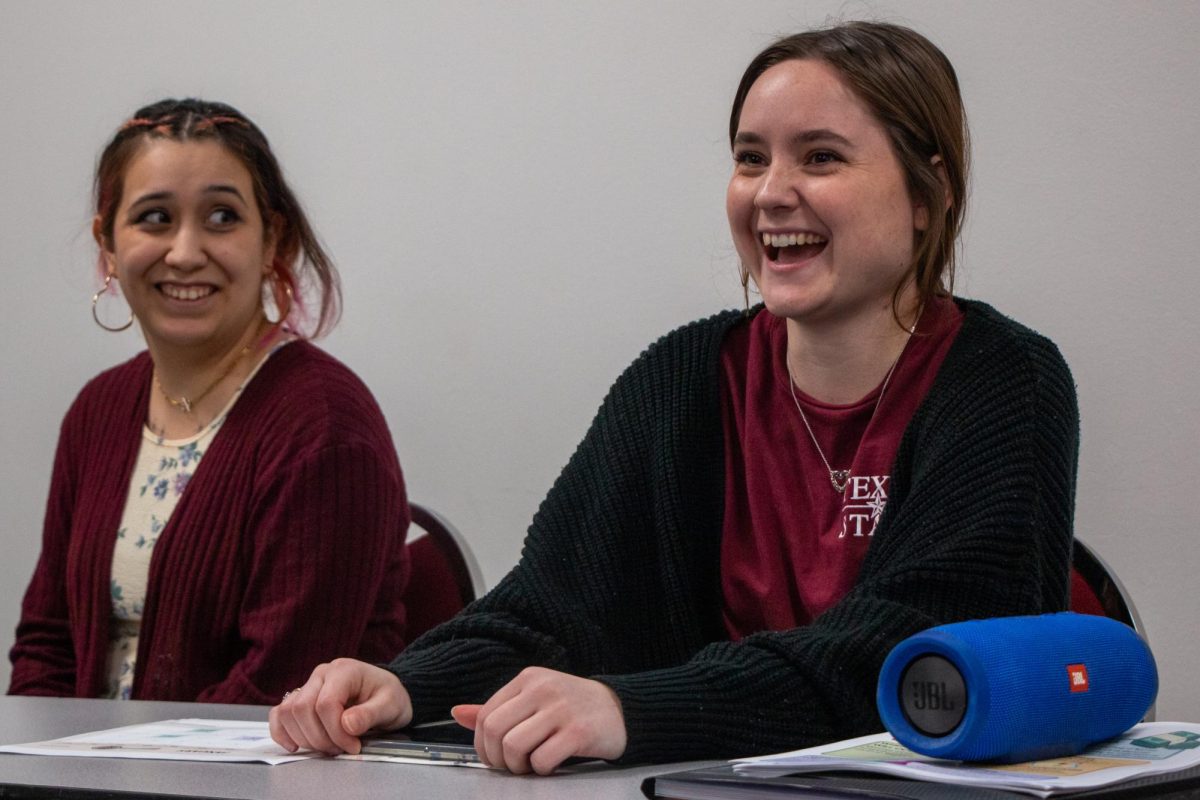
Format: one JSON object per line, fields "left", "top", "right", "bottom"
{"left": 1, "top": 0, "right": 1197, "bottom": 722}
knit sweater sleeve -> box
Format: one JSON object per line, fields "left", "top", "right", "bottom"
{"left": 387, "top": 313, "right": 734, "bottom": 719}
{"left": 599, "top": 307, "right": 1080, "bottom": 762}
{"left": 7, "top": 401, "right": 86, "bottom": 696}
{"left": 194, "top": 437, "right": 408, "bottom": 705}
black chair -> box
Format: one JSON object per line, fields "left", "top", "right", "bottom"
{"left": 1071, "top": 537, "right": 1154, "bottom": 720}
{"left": 402, "top": 502, "right": 485, "bottom": 641}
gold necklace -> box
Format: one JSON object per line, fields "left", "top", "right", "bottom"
{"left": 155, "top": 344, "right": 252, "bottom": 417}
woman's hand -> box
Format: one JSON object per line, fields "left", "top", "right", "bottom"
{"left": 269, "top": 658, "right": 411, "bottom": 755}
{"left": 451, "top": 667, "right": 627, "bottom": 775}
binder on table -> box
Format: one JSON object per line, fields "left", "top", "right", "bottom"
{"left": 641, "top": 762, "right": 1200, "bottom": 800}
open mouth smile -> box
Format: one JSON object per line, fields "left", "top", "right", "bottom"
{"left": 761, "top": 231, "right": 828, "bottom": 263}
{"left": 158, "top": 283, "right": 216, "bottom": 301}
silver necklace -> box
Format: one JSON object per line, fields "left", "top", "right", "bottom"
{"left": 786, "top": 326, "right": 915, "bottom": 494}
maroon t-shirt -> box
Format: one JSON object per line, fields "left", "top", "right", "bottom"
{"left": 719, "top": 298, "right": 963, "bottom": 640}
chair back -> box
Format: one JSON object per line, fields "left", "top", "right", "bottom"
{"left": 403, "top": 503, "right": 485, "bottom": 641}
{"left": 1070, "top": 536, "right": 1154, "bottom": 720}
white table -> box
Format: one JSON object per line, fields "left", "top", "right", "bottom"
{"left": 0, "top": 696, "right": 703, "bottom": 799}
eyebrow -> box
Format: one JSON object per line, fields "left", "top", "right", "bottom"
{"left": 128, "top": 184, "right": 247, "bottom": 205}
{"left": 733, "top": 129, "right": 854, "bottom": 148}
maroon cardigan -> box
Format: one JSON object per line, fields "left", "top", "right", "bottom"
{"left": 9, "top": 342, "right": 410, "bottom": 703}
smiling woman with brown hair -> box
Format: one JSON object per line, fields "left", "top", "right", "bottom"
{"left": 272, "top": 21, "right": 1078, "bottom": 773}
{"left": 8, "top": 99, "right": 410, "bottom": 704}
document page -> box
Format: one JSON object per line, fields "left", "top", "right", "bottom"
{"left": 732, "top": 722, "right": 1200, "bottom": 797}
{"left": 0, "top": 718, "right": 317, "bottom": 765}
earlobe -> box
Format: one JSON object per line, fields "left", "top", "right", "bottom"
{"left": 915, "top": 155, "right": 952, "bottom": 232}
{"left": 931, "top": 154, "right": 952, "bottom": 212}
{"left": 93, "top": 216, "right": 118, "bottom": 276}
{"left": 264, "top": 213, "right": 284, "bottom": 270}
{"left": 92, "top": 216, "right": 110, "bottom": 254}
{"left": 914, "top": 204, "right": 930, "bottom": 232}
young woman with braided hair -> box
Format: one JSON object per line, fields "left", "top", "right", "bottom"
{"left": 9, "top": 99, "right": 410, "bottom": 703}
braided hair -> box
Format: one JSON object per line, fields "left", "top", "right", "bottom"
{"left": 94, "top": 98, "right": 340, "bottom": 337}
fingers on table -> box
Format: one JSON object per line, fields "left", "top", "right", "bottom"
{"left": 270, "top": 663, "right": 359, "bottom": 755}
{"left": 473, "top": 667, "right": 607, "bottom": 775}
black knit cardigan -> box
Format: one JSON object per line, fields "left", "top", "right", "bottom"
{"left": 389, "top": 299, "right": 1079, "bottom": 763}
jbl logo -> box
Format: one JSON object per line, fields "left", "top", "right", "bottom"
{"left": 1068, "top": 663, "right": 1090, "bottom": 693}
{"left": 910, "top": 681, "right": 956, "bottom": 711}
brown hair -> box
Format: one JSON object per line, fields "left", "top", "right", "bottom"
{"left": 730, "top": 21, "right": 969, "bottom": 320}
{"left": 94, "top": 98, "right": 341, "bottom": 337}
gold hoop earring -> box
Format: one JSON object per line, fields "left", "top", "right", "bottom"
{"left": 264, "top": 274, "right": 294, "bottom": 326}
{"left": 91, "top": 274, "right": 133, "bottom": 332}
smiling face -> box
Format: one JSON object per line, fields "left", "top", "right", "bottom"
{"left": 97, "top": 138, "right": 274, "bottom": 358}
{"left": 727, "top": 58, "right": 925, "bottom": 327}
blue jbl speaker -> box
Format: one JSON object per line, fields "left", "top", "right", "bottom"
{"left": 876, "top": 612, "right": 1157, "bottom": 763}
